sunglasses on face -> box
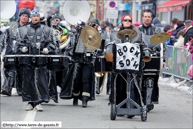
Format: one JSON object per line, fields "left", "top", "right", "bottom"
{"left": 123, "top": 19, "right": 132, "bottom": 22}
{"left": 54, "top": 19, "right": 60, "bottom": 22}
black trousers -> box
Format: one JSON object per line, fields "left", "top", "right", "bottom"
{"left": 2, "top": 70, "right": 15, "bottom": 92}
{"left": 74, "top": 63, "right": 92, "bottom": 96}
{"left": 22, "top": 66, "right": 49, "bottom": 102}
{"left": 142, "top": 75, "right": 159, "bottom": 105}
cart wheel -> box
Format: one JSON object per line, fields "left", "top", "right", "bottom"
{"left": 141, "top": 106, "right": 147, "bottom": 122}
{"left": 110, "top": 104, "right": 116, "bottom": 120}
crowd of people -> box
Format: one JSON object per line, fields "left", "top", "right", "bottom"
{"left": 0, "top": 7, "right": 192, "bottom": 120}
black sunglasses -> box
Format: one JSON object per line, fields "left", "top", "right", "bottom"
{"left": 123, "top": 19, "right": 132, "bottom": 22}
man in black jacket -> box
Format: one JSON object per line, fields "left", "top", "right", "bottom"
{"left": 1, "top": 8, "right": 30, "bottom": 96}
{"left": 184, "top": 20, "right": 193, "bottom": 46}
{"left": 137, "top": 9, "right": 166, "bottom": 111}
{"left": 17, "top": 9, "right": 55, "bottom": 111}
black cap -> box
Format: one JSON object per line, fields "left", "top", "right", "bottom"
{"left": 52, "top": 14, "right": 62, "bottom": 21}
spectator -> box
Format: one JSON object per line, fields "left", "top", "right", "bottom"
{"left": 184, "top": 20, "right": 193, "bottom": 45}
{"left": 170, "top": 18, "right": 178, "bottom": 37}
{"left": 105, "top": 26, "right": 113, "bottom": 33}
{"left": 163, "top": 24, "right": 173, "bottom": 45}
{"left": 175, "top": 21, "right": 185, "bottom": 38}
{"left": 174, "top": 30, "right": 185, "bottom": 47}
{"left": 161, "top": 21, "right": 166, "bottom": 27}
{"left": 152, "top": 17, "right": 163, "bottom": 28}
{"left": 134, "top": 21, "right": 141, "bottom": 27}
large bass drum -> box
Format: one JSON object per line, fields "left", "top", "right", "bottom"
{"left": 142, "top": 34, "right": 163, "bottom": 75}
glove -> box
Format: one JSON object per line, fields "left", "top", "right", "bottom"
{"left": 22, "top": 47, "right": 28, "bottom": 53}
{"left": 187, "top": 52, "right": 191, "bottom": 57}
{"left": 0, "top": 26, "right": 10, "bottom": 33}
{"left": 42, "top": 48, "right": 49, "bottom": 54}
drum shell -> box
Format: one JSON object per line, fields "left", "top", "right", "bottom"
{"left": 4, "top": 57, "right": 20, "bottom": 70}
{"left": 34, "top": 57, "right": 47, "bottom": 67}
{"left": 143, "top": 57, "right": 160, "bottom": 72}
{"left": 47, "top": 57, "right": 69, "bottom": 71}
{"left": 105, "top": 44, "right": 113, "bottom": 62}
{"left": 18, "top": 57, "right": 33, "bottom": 68}
{"left": 95, "top": 57, "right": 112, "bottom": 73}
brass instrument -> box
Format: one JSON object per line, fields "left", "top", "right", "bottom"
{"left": 54, "top": 21, "right": 71, "bottom": 49}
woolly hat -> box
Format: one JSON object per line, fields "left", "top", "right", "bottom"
{"left": 19, "top": 8, "right": 30, "bottom": 18}
{"left": 134, "top": 22, "right": 141, "bottom": 26}
{"left": 90, "top": 19, "right": 100, "bottom": 25}
{"left": 163, "top": 24, "right": 171, "bottom": 32}
{"left": 30, "top": 9, "right": 40, "bottom": 17}
{"left": 121, "top": 15, "right": 132, "bottom": 23}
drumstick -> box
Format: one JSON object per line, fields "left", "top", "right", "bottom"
{"left": 100, "top": 73, "right": 106, "bottom": 93}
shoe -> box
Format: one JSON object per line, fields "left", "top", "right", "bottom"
{"left": 25, "top": 104, "right": 33, "bottom": 111}
{"left": 1, "top": 90, "right": 11, "bottom": 96}
{"left": 82, "top": 96, "right": 89, "bottom": 108}
{"left": 147, "top": 104, "right": 154, "bottom": 112}
{"left": 34, "top": 104, "right": 43, "bottom": 111}
{"left": 117, "top": 115, "right": 124, "bottom": 117}
{"left": 127, "top": 115, "right": 135, "bottom": 118}
{"left": 73, "top": 98, "right": 78, "bottom": 106}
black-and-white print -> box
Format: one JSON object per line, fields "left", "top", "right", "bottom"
{"left": 115, "top": 43, "right": 141, "bottom": 71}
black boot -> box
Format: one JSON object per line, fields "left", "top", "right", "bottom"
{"left": 73, "top": 98, "right": 78, "bottom": 106}
{"left": 82, "top": 96, "right": 89, "bottom": 108}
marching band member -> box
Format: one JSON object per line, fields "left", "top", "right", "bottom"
{"left": 16, "top": 9, "right": 56, "bottom": 111}
{"left": 90, "top": 19, "right": 108, "bottom": 95}
{"left": 109, "top": 15, "right": 142, "bottom": 118}
{"left": 48, "top": 14, "right": 71, "bottom": 103}
{"left": 137, "top": 9, "right": 166, "bottom": 111}
{"left": 1, "top": 8, "right": 30, "bottom": 96}
{"left": 60, "top": 21, "right": 96, "bottom": 108}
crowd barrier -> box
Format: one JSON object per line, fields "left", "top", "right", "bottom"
{"left": 162, "top": 45, "right": 193, "bottom": 91}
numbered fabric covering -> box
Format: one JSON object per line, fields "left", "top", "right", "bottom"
{"left": 113, "top": 43, "right": 142, "bottom": 73}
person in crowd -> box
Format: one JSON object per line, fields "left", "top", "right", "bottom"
{"left": 174, "top": 30, "right": 186, "bottom": 77}
{"left": 174, "top": 30, "right": 185, "bottom": 47}
{"left": 152, "top": 17, "right": 163, "bottom": 28}
{"left": 170, "top": 18, "right": 178, "bottom": 37}
{"left": 16, "top": 9, "right": 56, "bottom": 111}
{"left": 184, "top": 20, "right": 193, "bottom": 46}
{"left": 134, "top": 22, "right": 141, "bottom": 27}
{"left": 161, "top": 21, "right": 166, "bottom": 27}
{"left": 1, "top": 8, "right": 30, "bottom": 96}
{"left": 163, "top": 24, "right": 173, "bottom": 45}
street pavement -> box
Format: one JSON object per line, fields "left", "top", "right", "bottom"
{"left": 1, "top": 78, "right": 192, "bottom": 129}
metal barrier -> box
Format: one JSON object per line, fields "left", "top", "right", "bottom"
{"left": 162, "top": 45, "right": 193, "bottom": 91}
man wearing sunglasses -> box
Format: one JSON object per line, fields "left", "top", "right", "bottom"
{"left": 1, "top": 8, "right": 30, "bottom": 97}
{"left": 16, "top": 9, "right": 56, "bottom": 111}
{"left": 137, "top": 9, "right": 166, "bottom": 112}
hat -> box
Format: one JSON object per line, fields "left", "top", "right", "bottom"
{"left": 52, "top": 14, "right": 62, "bottom": 21}
{"left": 184, "top": 20, "right": 192, "bottom": 24}
{"left": 163, "top": 24, "right": 171, "bottom": 32}
{"left": 19, "top": 8, "right": 30, "bottom": 18}
{"left": 134, "top": 22, "right": 141, "bottom": 26}
{"left": 121, "top": 15, "right": 132, "bottom": 23}
{"left": 31, "top": 9, "right": 40, "bottom": 17}
{"left": 90, "top": 19, "right": 100, "bottom": 25}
